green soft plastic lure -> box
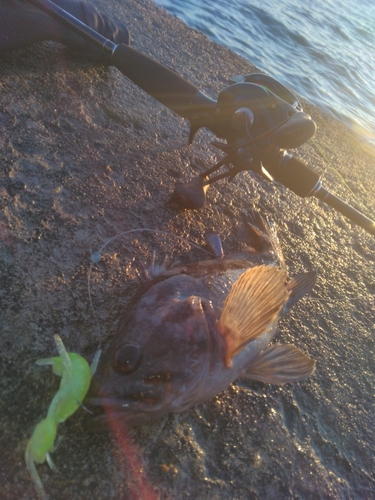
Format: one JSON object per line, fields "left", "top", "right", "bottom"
{"left": 25, "top": 334, "right": 100, "bottom": 500}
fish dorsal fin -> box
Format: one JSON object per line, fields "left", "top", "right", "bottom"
{"left": 217, "top": 266, "right": 289, "bottom": 367}
{"left": 283, "top": 271, "right": 317, "bottom": 314}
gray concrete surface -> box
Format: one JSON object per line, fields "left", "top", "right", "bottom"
{"left": 0, "top": 0, "right": 374, "bottom": 498}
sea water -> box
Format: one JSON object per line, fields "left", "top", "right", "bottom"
{"left": 154, "top": 0, "right": 375, "bottom": 144}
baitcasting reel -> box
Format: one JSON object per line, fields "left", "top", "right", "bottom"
{"left": 174, "top": 73, "right": 318, "bottom": 209}
{"left": 172, "top": 74, "right": 374, "bottom": 236}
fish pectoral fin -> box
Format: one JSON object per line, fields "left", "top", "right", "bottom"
{"left": 217, "top": 266, "right": 289, "bottom": 367}
{"left": 243, "top": 344, "right": 315, "bottom": 384}
{"left": 283, "top": 271, "right": 317, "bottom": 314}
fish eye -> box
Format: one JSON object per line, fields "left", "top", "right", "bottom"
{"left": 113, "top": 343, "right": 142, "bottom": 374}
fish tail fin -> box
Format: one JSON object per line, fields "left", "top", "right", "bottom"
{"left": 242, "top": 209, "right": 285, "bottom": 267}
{"left": 244, "top": 344, "right": 315, "bottom": 384}
{"left": 283, "top": 271, "right": 317, "bottom": 314}
{"left": 217, "top": 266, "right": 289, "bottom": 367}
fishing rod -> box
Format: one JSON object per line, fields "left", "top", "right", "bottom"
{"left": 28, "top": 0, "right": 375, "bottom": 236}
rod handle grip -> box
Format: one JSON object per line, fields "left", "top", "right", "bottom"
{"left": 262, "top": 154, "right": 320, "bottom": 198}
{"left": 112, "top": 44, "right": 215, "bottom": 120}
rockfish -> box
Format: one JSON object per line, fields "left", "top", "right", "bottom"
{"left": 88, "top": 210, "right": 316, "bottom": 426}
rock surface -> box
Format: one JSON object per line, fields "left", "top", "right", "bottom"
{"left": 0, "top": 0, "right": 374, "bottom": 498}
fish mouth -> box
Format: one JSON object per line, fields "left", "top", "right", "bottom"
{"left": 84, "top": 398, "right": 163, "bottom": 428}
{"left": 85, "top": 380, "right": 166, "bottom": 422}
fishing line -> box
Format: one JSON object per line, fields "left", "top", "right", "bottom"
{"left": 311, "top": 137, "right": 374, "bottom": 217}
{"left": 285, "top": 136, "right": 374, "bottom": 235}
{"left": 87, "top": 222, "right": 373, "bottom": 346}
{"left": 87, "top": 228, "right": 213, "bottom": 339}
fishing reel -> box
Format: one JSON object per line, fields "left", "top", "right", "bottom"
{"left": 173, "top": 73, "right": 318, "bottom": 208}
{"left": 26, "top": 0, "right": 375, "bottom": 235}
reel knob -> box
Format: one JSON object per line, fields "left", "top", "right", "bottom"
{"left": 173, "top": 176, "right": 209, "bottom": 209}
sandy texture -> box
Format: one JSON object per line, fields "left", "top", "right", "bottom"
{"left": 1, "top": 0, "right": 375, "bottom": 498}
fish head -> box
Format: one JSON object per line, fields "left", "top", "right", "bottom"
{"left": 88, "top": 276, "right": 223, "bottom": 425}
